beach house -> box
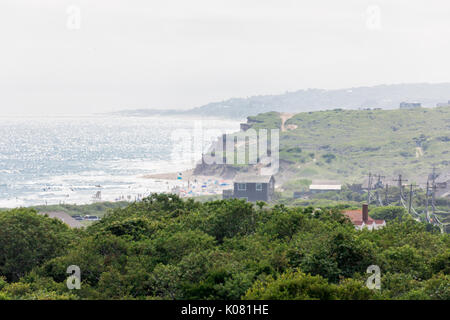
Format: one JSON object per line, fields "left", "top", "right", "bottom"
{"left": 223, "top": 174, "right": 275, "bottom": 202}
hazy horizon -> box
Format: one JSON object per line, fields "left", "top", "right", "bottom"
{"left": 2, "top": 0, "right": 450, "bottom": 115}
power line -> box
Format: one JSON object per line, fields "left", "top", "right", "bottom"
{"left": 362, "top": 170, "right": 448, "bottom": 232}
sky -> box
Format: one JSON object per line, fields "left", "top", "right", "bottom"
{"left": 1, "top": 0, "right": 450, "bottom": 115}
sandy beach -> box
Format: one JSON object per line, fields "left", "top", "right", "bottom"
{"left": 142, "top": 169, "right": 233, "bottom": 198}
{"left": 143, "top": 169, "right": 195, "bottom": 180}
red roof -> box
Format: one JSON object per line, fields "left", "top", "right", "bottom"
{"left": 343, "top": 210, "right": 385, "bottom": 226}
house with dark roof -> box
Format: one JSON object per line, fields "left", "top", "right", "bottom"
{"left": 223, "top": 174, "right": 275, "bottom": 202}
{"left": 343, "top": 204, "right": 386, "bottom": 230}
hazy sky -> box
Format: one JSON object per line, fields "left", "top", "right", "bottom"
{"left": 1, "top": 0, "right": 450, "bottom": 115}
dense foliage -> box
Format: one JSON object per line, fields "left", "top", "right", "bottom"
{"left": 0, "top": 195, "right": 448, "bottom": 300}
{"left": 0, "top": 209, "right": 78, "bottom": 282}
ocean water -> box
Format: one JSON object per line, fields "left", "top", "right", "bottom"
{"left": 0, "top": 115, "right": 240, "bottom": 208}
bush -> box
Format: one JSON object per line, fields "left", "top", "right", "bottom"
{"left": 370, "top": 206, "right": 406, "bottom": 221}
{"left": 0, "top": 209, "right": 77, "bottom": 282}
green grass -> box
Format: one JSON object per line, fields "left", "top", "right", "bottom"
{"left": 240, "top": 107, "right": 450, "bottom": 183}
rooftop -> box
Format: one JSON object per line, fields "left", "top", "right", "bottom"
{"left": 309, "top": 184, "right": 342, "bottom": 190}
{"left": 343, "top": 209, "right": 385, "bottom": 225}
{"left": 311, "top": 180, "right": 341, "bottom": 185}
{"left": 234, "top": 174, "right": 274, "bottom": 184}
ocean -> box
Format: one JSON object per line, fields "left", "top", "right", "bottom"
{"left": 0, "top": 115, "right": 240, "bottom": 208}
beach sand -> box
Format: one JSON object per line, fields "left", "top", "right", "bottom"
{"left": 143, "top": 169, "right": 229, "bottom": 184}
{"left": 142, "top": 169, "right": 233, "bottom": 198}
{"left": 142, "top": 169, "right": 194, "bottom": 180}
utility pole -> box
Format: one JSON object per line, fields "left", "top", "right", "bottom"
{"left": 432, "top": 183, "right": 436, "bottom": 217}
{"left": 375, "top": 174, "right": 385, "bottom": 189}
{"left": 393, "top": 175, "right": 408, "bottom": 205}
{"left": 408, "top": 184, "right": 416, "bottom": 215}
{"left": 385, "top": 184, "right": 389, "bottom": 206}
{"left": 367, "top": 172, "right": 372, "bottom": 205}
{"left": 374, "top": 174, "right": 385, "bottom": 206}
{"left": 425, "top": 180, "right": 430, "bottom": 222}
{"left": 431, "top": 166, "right": 438, "bottom": 218}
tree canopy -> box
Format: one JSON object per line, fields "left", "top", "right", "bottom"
{"left": 0, "top": 195, "right": 448, "bottom": 300}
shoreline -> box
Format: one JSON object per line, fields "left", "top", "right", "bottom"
{"left": 142, "top": 169, "right": 233, "bottom": 198}
{"left": 143, "top": 169, "right": 228, "bottom": 183}
{"left": 142, "top": 169, "right": 195, "bottom": 181}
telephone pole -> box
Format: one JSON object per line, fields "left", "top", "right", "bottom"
{"left": 375, "top": 174, "right": 385, "bottom": 189}
{"left": 432, "top": 183, "right": 436, "bottom": 217}
{"left": 393, "top": 175, "right": 408, "bottom": 205}
{"left": 425, "top": 180, "right": 430, "bottom": 222}
{"left": 367, "top": 172, "right": 372, "bottom": 205}
{"left": 385, "top": 184, "right": 389, "bottom": 206}
{"left": 374, "top": 174, "right": 386, "bottom": 206}
{"left": 408, "top": 184, "right": 417, "bottom": 215}
{"left": 431, "top": 167, "right": 438, "bottom": 218}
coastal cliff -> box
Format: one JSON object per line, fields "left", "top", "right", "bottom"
{"left": 193, "top": 112, "right": 293, "bottom": 185}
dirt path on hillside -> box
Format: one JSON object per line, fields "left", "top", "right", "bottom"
{"left": 280, "top": 113, "right": 295, "bottom": 132}
{"left": 416, "top": 147, "right": 424, "bottom": 158}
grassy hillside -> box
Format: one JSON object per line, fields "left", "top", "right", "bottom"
{"left": 228, "top": 106, "right": 450, "bottom": 186}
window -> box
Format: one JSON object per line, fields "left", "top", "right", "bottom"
{"left": 256, "top": 183, "right": 263, "bottom": 191}
{"left": 237, "top": 183, "right": 247, "bottom": 191}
